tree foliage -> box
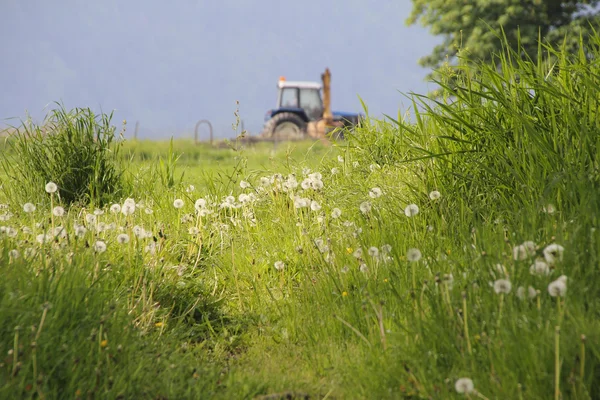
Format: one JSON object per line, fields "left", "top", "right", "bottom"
{"left": 407, "top": 0, "right": 600, "bottom": 70}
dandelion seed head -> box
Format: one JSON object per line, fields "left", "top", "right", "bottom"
{"left": 513, "top": 241, "right": 536, "bottom": 260}
{"left": 353, "top": 248, "right": 363, "bottom": 259}
{"left": 310, "top": 200, "right": 321, "bottom": 212}
{"left": 359, "top": 201, "right": 372, "bottom": 214}
{"left": 9, "top": 249, "right": 19, "bottom": 259}
{"left": 173, "top": 199, "right": 184, "bottom": 209}
{"left": 93, "top": 241, "right": 107, "bottom": 253}
{"left": 429, "top": 190, "right": 441, "bottom": 200}
{"left": 368, "top": 246, "right": 379, "bottom": 258}
{"left": 23, "top": 203, "right": 36, "bottom": 213}
{"left": 493, "top": 279, "right": 512, "bottom": 294}
{"left": 455, "top": 378, "right": 474, "bottom": 394}
{"left": 240, "top": 180, "right": 250, "bottom": 189}
{"left": 543, "top": 243, "right": 564, "bottom": 265}
{"left": 404, "top": 204, "right": 419, "bottom": 217}
{"left": 331, "top": 167, "right": 339, "bottom": 175}
{"left": 116, "top": 233, "right": 130, "bottom": 244}
{"left": 407, "top": 248, "right": 422, "bottom": 262}
{"left": 331, "top": 208, "right": 342, "bottom": 219}
{"left": 369, "top": 187, "right": 382, "bottom": 199}
{"left": 110, "top": 204, "right": 121, "bottom": 214}
{"left": 529, "top": 259, "right": 550, "bottom": 276}
{"left": 52, "top": 206, "right": 65, "bottom": 217}
{"left": 337, "top": 155, "right": 344, "bottom": 163}
{"left": 45, "top": 182, "right": 58, "bottom": 194}
{"left": 548, "top": 277, "right": 567, "bottom": 297}
{"left": 274, "top": 260, "right": 285, "bottom": 271}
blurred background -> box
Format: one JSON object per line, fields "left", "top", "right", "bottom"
{"left": 0, "top": 0, "right": 441, "bottom": 139}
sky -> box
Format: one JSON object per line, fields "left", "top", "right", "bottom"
{"left": 1, "top": 0, "right": 441, "bottom": 140}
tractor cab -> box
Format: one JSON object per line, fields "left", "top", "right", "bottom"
{"left": 276, "top": 79, "right": 323, "bottom": 121}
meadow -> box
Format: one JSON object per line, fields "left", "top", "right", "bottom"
{"left": 1, "top": 37, "right": 600, "bottom": 399}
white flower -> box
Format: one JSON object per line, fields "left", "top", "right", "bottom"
{"left": 455, "top": 377, "right": 475, "bottom": 394}
{"left": 529, "top": 259, "right": 550, "bottom": 276}
{"left": 240, "top": 180, "right": 250, "bottom": 189}
{"left": 337, "top": 155, "right": 344, "bottom": 163}
{"left": 353, "top": 248, "right": 363, "bottom": 258}
{"left": 404, "top": 204, "right": 419, "bottom": 217}
{"left": 45, "top": 181, "right": 58, "bottom": 194}
{"left": 331, "top": 208, "right": 342, "bottom": 219}
{"left": 493, "top": 279, "right": 512, "bottom": 294}
{"left": 548, "top": 275, "right": 567, "bottom": 297}
{"left": 359, "top": 263, "right": 368, "bottom": 273}
{"left": 9, "top": 249, "right": 19, "bottom": 259}
{"left": 429, "top": 190, "right": 441, "bottom": 200}
{"left": 543, "top": 204, "right": 556, "bottom": 214}
{"left": 406, "top": 248, "right": 422, "bottom": 262}
{"left": 194, "top": 198, "right": 207, "bottom": 211}
{"left": 543, "top": 244, "right": 564, "bottom": 265}
{"left": 93, "top": 241, "right": 107, "bottom": 253}
{"left": 52, "top": 206, "right": 65, "bottom": 217}
{"left": 310, "top": 200, "right": 321, "bottom": 212}
{"left": 110, "top": 204, "right": 121, "bottom": 214}
{"left": 23, "top": 203, "right": 36, "bottom": 213}
{"left": 359, "top": 201, "right": 371, "bottom": 214}
{"left": 36, "top": 233, "right": 51, "bottom": 244}
{"left": 369, "top": 188, "right": 382, "bottom": 199}
{"left": 331, "top": 167, "right": 339, "bottom": 175}
{"left": 311, "top": 179, "right": 324, "bottom": 190}
{"left": 121, "top": 203, "right": 135, "bottom": 216}
{"left": 368, "top": 247, "right": 379, "bottom": 258}
{"left": 116, "top": 233, "right": 130, "bottom": 244}
{"left": 85, "top": 214, "right": 96, "bottom": 224}
{"left": 186, "top": 184, "right": 195, "bottom": 193}
{"left": 173, "top": 199, "right": 184, "bottom": 209}
{"left": 517, "top": 286, "right": 537, "bottom": 299}
{"left": 274, "top": 261, "right": 285, "bottom": 271}
{"left": 513, "top": 241, "right": 536, "bottom": 260}
{"left": 74, "top": 224, "right": 87, "bottom": 238}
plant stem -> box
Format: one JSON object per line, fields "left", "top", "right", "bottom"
{"left": 555, "top": 325, "right": 561, "bottom": 400}
{"left": 462, "top": 291, "right": 472, "bottom": 356}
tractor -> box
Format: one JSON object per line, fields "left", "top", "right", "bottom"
{"left": 260, "top": 68, "right": 363, "bottom": 140}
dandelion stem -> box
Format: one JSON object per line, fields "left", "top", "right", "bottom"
{"left": 497, "top": 293, "right": 504, "bottom": 328}
{"left": 555, "top": 325, "right": 561, "bottom": 400}
{"left": 462, "top": 291, "right": 472, "bottom": 356}
{"left": 35, "top": 306, "right": 49, "bottom": 342}
{"left": 580, "top": 334, "right": 586, "bottom": 387}
{"left": 11, "top": 327, "right": 19, "bottom": 377}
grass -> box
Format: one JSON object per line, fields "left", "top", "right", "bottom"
{"left": 1, "top": 34, "right": 600, "bottom": 399}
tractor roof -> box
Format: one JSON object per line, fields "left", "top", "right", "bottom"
{"left": 278, "top": 80, "right": 322, "bottom": 90}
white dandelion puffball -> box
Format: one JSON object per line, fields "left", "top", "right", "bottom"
{"left": 23, "top": 203, "right": 36, "bottom": 213}
{"left": 404, "top": 204, "right": 419, "bottom": 217}
{"left": 337, "top": 155, "right": 344, "bottom": 163}
{"left": 52, "top": 206, "right": 65, "bottom": 217}
{"left": 310, "top": 200, "right": 322, "bottom": 212}
{"left": 186, "top": 184, "right": 195, "bottom": 193}
{"left": 353, "top": 248, "right": 363, "bottom": 258}
{"left": 407, "top": 248, "right": 422, "bottom": 262}
{"left": 116, "top": 233, "right": 130, "bottom": 244}
{"left": 194, "top": 198, "right": 207, "bottom": 211}
{"left": 381, "top": 244, "right": 392, "bottom": 254}
{"left": 529, "top": 259, "right": 550, "bottom": 276}
{"left": 548, "top": 275, "right": 567, "bottom": 297}
{"left": 110, "top": 204, "right": 121, "bottom": 214}
{"left": 513, "top": 241, "right": 536, "bottom": 260}
{"left": 74, "top": 225, "right": 87, "bottom": 238}
{"left": 93, "top": 240, "right": 107, "bottom": 253}
{"left": 429, "top": 190, "right": 441, "bottom": 200}
{"left": 359, "top": 263, "right": 368, "bottom": 273}
{"left": 369, "top": 187, "right": 382, "bottom": 199}
{"left": 368, "top": 247, "right": 379, "bottom": 258}
{"left": 173, "top": 199, "right": 184, "bottom": 209}
{"left": 331, "top": 167, "right": 339, "bottom": 175}
{"left": 331, "top": 208, "right": 342, "bottom": 219}
{"left": 455, "top": 378, "right": 475, "bottom": 394}
{"left": 543, "top": 243, "right": 564, "bottom": 265}
{"left": 240, "top": 180, "right": 250, "bottom": 189}
{"left": 121, "top": 203, "right": 135, "bottom": 216}
{"left": 274, "top": 261, "right": 285, "bottom": 271}
{"left": 45, "top": 181, "right": 58, "bottom": 194}
{"left": 493, "top": 279, "right": 512, "bottom": 294}
{"left": 93, "top": 209, "right": 104, "bottom": 216}
{"left": 543, "top": 204, "right": 556, "bottom": 214}
{"left": 517, "top": 286, "right": 537, "bottom": 300}
{"left": 359, "top": 201, "right": 372, "bottom": 214}
{"left": 9, "top": 249, "right": 20, "bottom": 259}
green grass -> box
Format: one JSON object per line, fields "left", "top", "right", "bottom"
{"left": 1, "top": 34, "right": 600, "bottom": 399}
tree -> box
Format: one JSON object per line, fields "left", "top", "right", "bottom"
{"left": 407, "top": 0, "right": 600, "bottom": 71}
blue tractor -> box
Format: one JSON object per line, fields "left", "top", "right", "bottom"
{"left": 260, "top": 68, "right": 363, "bottom": 140}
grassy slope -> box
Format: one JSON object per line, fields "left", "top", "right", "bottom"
{"left": 1, "top": 37, "right": 600, "bottom": 399}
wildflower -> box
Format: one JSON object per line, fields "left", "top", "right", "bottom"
{"left": 404, "top": 204, "right": 419, "bottom": 217}
{"left": 331, "top": 208, "right": 342, "bottom": 219}
{"left": 359, "top": 263, "right": 368, "bottom": 273}
{"left": 337, "top": 155, "right": 344, "bottom": 163}
{"left": 74, "top": 224, "right": 87, "bottom": 238}
{"left": 23, "top": 203, "right": 36, "bottom": 213}
{"left": 368, "top": 247, "right": 379, "bottom": 258}
{"left": 52, "top": 206, "right": 65, "bottom": 217}
{"left": 517, "top": 286, "right": 537, "bottom": 300}
{"left": 341, "top": 265, "right": 350, "bottom": 273}
{"left": 93, "top": 241, "right": 107, "bottom": 253}
{"left": 342, "top": 291, "right": 348, "bottom": 297}
{"left": 331, "top": 167, "right": 339, "bottom": 175}
{"left": 100, "top": 340, "right": 108, "bottom": 348}
{"left": 429, "top": 190, "right": 441, "bottom": 200}
{"left": 548, "top": 275, "right": 567, "bottom": 297}
{"left": 0, "top": 213, "right": 12, "bottom": 221}
{"left": 406, "top": 248, "right": 422, "bottom": 262}
{"left": 493, "top": 279, "right": 512, "bottom": 294}
{"left": 513, "top": 241, "right": 536, "bottom": 260}
{"left": 543, "top": 243, "right": 564, "bottom": 265}
{"left": 369, "top": 187, "right": 382, "bottom": 198}
{"left": 9, "top": 249, "right": 19, "bottom": 259}
{"left": 353, "top": 248, "right": 363, "bottom": 258}
{"left": 543, "top": 204, "right": 556, "bottom": 214}
{"left": 194, "top": 198, "right": 207, "bottom": 211}
{"left": 45, "top": 182, "right": 58, "bottom": 194}
{"left": 240, "top": 180, "right": 250, "bottom": 189}
{"left": 110, "top": 204, "right": 121, "bottom": 214}
{"left": 274, "top": 261, "right": 285, "bottom": 271}
{"left": 359, "top": 201, "right": 371, "bottom": 214}
{"left": 310, "top": 200, "right": 321, "bottom": 212}
{"left": 186, "top": 184, "right": 195, "bottom": 193}
{"left": 36, "top": 233, "right": 51, "bottom": 244}
{"left": 455, "top": 378, "right": 475, "bottom": 394}
{"left": 116, "top": 233, "right": 130, "bottom": 244}
{"left": 529, "top": 259, "right": 550, "bottom": 276}
{"left": 173, "top": 199, "right": 184, "bottom": 209}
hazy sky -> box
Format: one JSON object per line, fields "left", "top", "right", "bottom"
{"left": 1, "top": 0, "right": 441, "bottom": 139}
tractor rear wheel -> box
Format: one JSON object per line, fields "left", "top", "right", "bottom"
{"left": 262, "top": 112, "right": 307, "bottom": 140}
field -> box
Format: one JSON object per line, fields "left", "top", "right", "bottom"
{"left": 1, "top": 39, "right": 600, "bottom": 399}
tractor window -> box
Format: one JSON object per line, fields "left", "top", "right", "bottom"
{"left": 280, "top": 88, "right": 298, "bottom": 107}
{"left": 299, "top": 88, "right": 323, "bottom": 120}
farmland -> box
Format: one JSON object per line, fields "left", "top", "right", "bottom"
{"left": 1, "top": 39, "right": 600, "bottom": 399}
